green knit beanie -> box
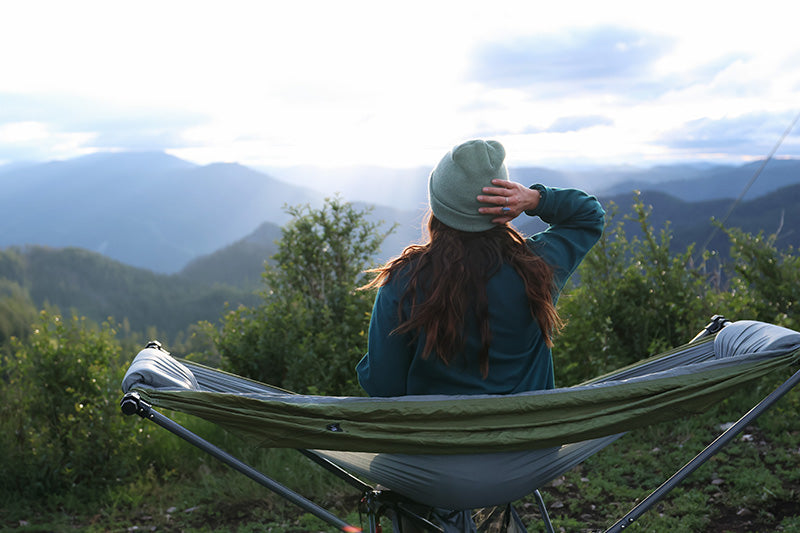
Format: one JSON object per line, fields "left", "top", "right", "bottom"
{"left": 428, "top": 139, "right": 509, "bottom": 232}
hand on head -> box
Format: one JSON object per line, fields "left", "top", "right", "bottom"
{"left": 477, "top": 180, "right": 542, "bottom": 224}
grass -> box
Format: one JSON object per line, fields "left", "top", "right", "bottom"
{"left": 3, "top": 373, "right": 800, "bottom": 532}
{"left": 525, "top": 371, "right": 800, "bottom": 532}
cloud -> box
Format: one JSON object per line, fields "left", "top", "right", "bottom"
{"left": 0, "top": 125, "right": 93, "bottom": 163}
{"left": 658, "top": 111, "right": 800, "bottom": 157}
{"left": 546, "top": 115, "right": 614, "bottom": 133}
{"left": 687, "top": 53, "right": 750, "bottom": 83}
{"left": 783, "top": 50, "right": 800, "bottom": 70}
{"left": 467, "top": 26, "right": 674, "bottom": 97}
{"left": 0, "top": 92, "right": 210, "bottom": 158}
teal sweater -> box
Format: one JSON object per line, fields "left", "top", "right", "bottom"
{"left": 356, "top": 185, "right": 605, "bottom": 397}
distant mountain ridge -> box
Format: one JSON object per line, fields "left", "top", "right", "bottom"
{"left": 2, "top": 152, "right": 798, "bottom": 337}
{"left": 512, "top": 182, "right": 800, "bottom": 261}
{"left": 0, "top": 152, "right": 324, "bottom": 273}
{"left": 599, "top": 159, "right": 800, "bottom": 201}
{"left": 604, "top": 183, "right": 800, "bottom": 259}
{"left": 262, "top": 158, "right": 800, "bottom": 206}
{"left": 5, "top": 181, "right": 796, "bottom": 340}
{"left": 1, "top": 151, "right": 798, "bottom": 276}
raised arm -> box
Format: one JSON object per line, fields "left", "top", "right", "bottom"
{"left": 478, "top": 180, "right": 605, "bottom": 289}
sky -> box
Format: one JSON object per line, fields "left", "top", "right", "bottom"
{"left": 1, "top": 0, "right": 799, "bottom": 171}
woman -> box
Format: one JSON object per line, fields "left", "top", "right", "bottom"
{"left": 357, "top": 139, "right": 604, "bottom": 398}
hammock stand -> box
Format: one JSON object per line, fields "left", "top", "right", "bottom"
{"left": 120, "top": 316, "right": 800, "bottom": 532}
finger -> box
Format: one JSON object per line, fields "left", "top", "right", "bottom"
{"left": 490, "top": 178, "right": 514, "bottom": 188}
{"left": 494, "top": 206, "right": 514, "bottom": 218}
{"left": 480, "top": 186, "right": 510, "bottom": 198}
{"left": 476, "top": 192, "right": 507, "bottom": 205}
{"left": 478, "top": 205, "right": 509, "bottom": 214}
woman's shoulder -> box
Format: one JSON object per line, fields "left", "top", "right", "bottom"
{"left": 386, "top": 255, "right": 422, "bottom": 284}
{"left": 383, "top": 244, "right": 428, "bottom": 276}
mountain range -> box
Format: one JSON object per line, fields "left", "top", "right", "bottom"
{"left": 0, "top": 152, "right": 325, "bottom": 273}
{"left": 1, "top": 151, "right": 799, "bottom": 278}
{"left": 2, "top": 151, "right": 798, "bottom": 337}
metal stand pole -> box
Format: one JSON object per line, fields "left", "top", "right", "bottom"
{"left": 533, "top": 489, "right": 555, "bottom": 533}
{"left": 121, "top": 392, "right": 362, "bottom": 533}
{"left": 605, "top": 366, "right": 800, "bottom": 532}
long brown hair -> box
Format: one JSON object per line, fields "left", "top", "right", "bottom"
{"left": 362, "top": 213, "right": 563, "bottom": 377}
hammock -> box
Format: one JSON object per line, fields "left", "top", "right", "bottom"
{"left": 120, "top": 319, "right": 800, "bottom": 532}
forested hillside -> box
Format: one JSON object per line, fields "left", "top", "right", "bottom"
{"left": 610, "top": 182, "right": 800, "bottom": 258}
{"left": 0, "top": 246, "right": 260, "bottom": 339}
{"left": 179, "top": 221, "right": 283, "bottom": 290}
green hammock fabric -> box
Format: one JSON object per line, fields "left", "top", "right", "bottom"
{"left": 133, "top": 346, "right": 799, "bottom": 454}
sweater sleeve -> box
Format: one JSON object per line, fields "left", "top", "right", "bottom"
{"left": 356, "top": 282, "right": 413, "bottom": 397}
{"left": 524, "top": 185, "right": 605, "bottom": 290}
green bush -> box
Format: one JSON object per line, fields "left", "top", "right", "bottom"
{"left": 555, "top": 194, "right": 719, "bottom": 385}
{"left": 554, "top": 193, "right": 800, "bottom": 387}
{"left": 0, "top": 278, "right": 37, "bottom": 353}
{"left": 722, "top": 225, "right": 800, "bottom": 330}
{"left": 0, "top": 312, "right": 155, "bottom": 501}
{"left": 212, "top": 197, "right": 392, "bottom": 396}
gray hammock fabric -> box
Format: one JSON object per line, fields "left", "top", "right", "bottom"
{"left": 122, "top": 320, "right": 800, "bottom": 509}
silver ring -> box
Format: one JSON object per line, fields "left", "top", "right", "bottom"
{"left": 505, "top": 197, "right": 508, "bottom": 205}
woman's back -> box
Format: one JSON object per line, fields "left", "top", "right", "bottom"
{"left": 357, "top": 159, "right": 605, "bottom": 396}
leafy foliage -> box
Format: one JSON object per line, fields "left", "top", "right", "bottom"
{"left": 211, "top": 197, "right": 392, "bottom": 395}
{"left": 0, "top": 278, "right": 37, "bottom": 352}
{"left": 555, "top": 193, "right": 719, "bottom": 384}
{"left": 721, "top": 225, "right": 800, "bottom": 331}
{"left": 0, "top": 312, "right": 139, "bottom": 500}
